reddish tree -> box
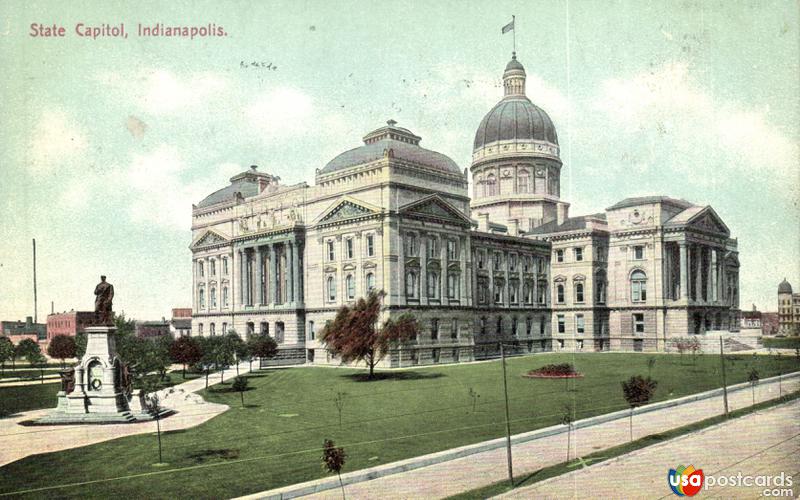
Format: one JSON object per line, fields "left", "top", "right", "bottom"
{"left": 322, "top": 439, "right": 347, "bottom": 499}
{"left": 47, "top": 335, "right": 77, "bottom": 368}
{"left": 621, "top": 375, "right": 658, "bottom": 441}
{"left": 321, "top": 290, "right": 418, "bottom": 379}
{"left": 169, "top": 336, "right": 203, "bottom": 379}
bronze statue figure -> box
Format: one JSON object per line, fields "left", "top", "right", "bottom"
{"left": 94, "top": 275, "right": 114, "bottom": 325}
{"left": 60, "top": 367, "right": 75, "bottom": 394}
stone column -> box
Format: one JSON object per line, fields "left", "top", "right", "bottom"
{"left": 694, "top": 245, "right": 702, "bottom": 303}
{"left": 255, "top": 246, "right": 264, "bottom": 306}
{"left": 488, "top": 250, "right": 495, "bottom": 306}
{"left": 706, "top": 248, "right": 714, "bottom": 303}
{"left": 287, "top": 242, "right": 294, "bottom": 304}
{"left": 293, "top": 241, "right": 301, "bottom": 305}
{"left": 679, "top": 242, "right": 688, "bottom": 300}
{"left": 459, "top": 236, "right": 468, "bottom": 304}
{"left": 503, "top": 252, "right": 509, "bottom": 307}
{"left": 518, "top": 253, "right": 524, "bottom": 305}
{"left": 420, "top": 233, "right": 428, "bottom": 305}
{"left": 397, "top": 228, "right": 405, "bottom": 304}
{"left": 269, "top": 243, "right": 277, "bottom": 306}
{"left": 440, "top": 236, "right": 448, "bottom": 304}
{"left": 533, "top": 256, "right": 539, "bottom": 305}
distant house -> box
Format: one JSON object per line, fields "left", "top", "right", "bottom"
{"left": 740, "top": 305, "right": 762, "bottom": 329}
{"left": 170, "top": 308, "right": 192, "bottom": 337}
{"left": 135, "top": 320, "right": 171, "bottom": 339}
{"left": 46, "top": 311, "right": 94, "bottom": 342}
{"left": 1, "top": 317, "right": 47, "bottom": 345}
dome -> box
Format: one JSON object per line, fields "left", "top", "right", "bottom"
{"left": 320, "top": 121, "right": 461, "bottom": 175}
{"left": 778, "top": 279, "right": 793, "bottom": 294}
{"left": 473, "top": 54, "right": 559, "bottom": 152}
{"left": 473, "top": 97, "right": 559, "bottom": 150}
{"left": 197, "top": 165, "right": 272, "bottom": 208}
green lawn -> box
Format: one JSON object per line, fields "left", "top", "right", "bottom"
{"left": 0, "top": 353, "right": 796, "bottom": 499}
{"left": 763, "top": 336, "right": 800, "bottom": 349}
{"left": 0, "top": 382, "right": 61, "bottom": 418}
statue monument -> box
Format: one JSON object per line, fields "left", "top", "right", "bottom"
{"left": 37, "top": 277, "right": 169, "bottom": 424}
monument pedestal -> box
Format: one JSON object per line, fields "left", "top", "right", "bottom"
{"left": 37, "top": 326, "right": 170, "bottom": 424}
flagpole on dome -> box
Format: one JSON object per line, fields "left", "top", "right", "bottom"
{"left": 502, "top": 16, "right": 516, "bottom": 57}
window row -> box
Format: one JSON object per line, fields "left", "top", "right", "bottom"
{"left": 554, "top": 246, "right": 610, "bottom": 263}
{"left": 326, "top": 272, "right": 377, "bottom": 302}
{"left": 554, "top": 279, "right": 607, "bottom": 304}
{"left": 326, "top": 233, "right": 377, "bottom": 261}
{"left": 475, "top": 250, "right": 547, "bottom": 273}
{"left": 198, "top": 286, "right": 230, "bottom": 309}
{"left": 477, "top": 315, "right": 548, "bottom": 336}
{"left": 405, "top": 271, "right": 461, "bottom": 300}
{"left": 197, "top": 257, "right": 230, "bottom": 278}
{"left": 403, "top": 233, "right": 461, "bottom": 260}
{"left": 476, "top": 280, "right": 547, "bottom": 305}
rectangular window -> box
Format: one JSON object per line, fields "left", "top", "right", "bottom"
{"left": 327, "top": 241, "right": 335, "bottom": 261}
{"left": 431, "top": 319, "right": 439, "bottom": 340}
{"left": 574, "top": 247, "right": 583, "bottom": 261}
{"left": 512, "top": 317, "right": 518, "bottom": 336}
{"left": 495, "top": 283, "right": 503, "bottom": 304}
{"left": 260, "top": 322, "right": 268, "bottom": 335}
{"left": 451, "top": 319, "right": 458, "bottom": 339}
{"left": 210, "top": 323, "right": 216, "bottom": 336}
{"left": 447, "top": 239, "right": 457, "bottom": 260}
{"left": 477, "top": 250, "right": 486, "bottom": 269}
{"left": 539, "top": 317, "right": 545, "bottom": 335}
{"left": 428, "top": 236, "right": 438, "bottom": 259}
{"left": 633, "top": 245, "right": 645, "bottom": 260}
{"left": 494, "top": 253, "right": 502, "bottom": 271}
{"left": 198, "top": 261, "right": 204, "bottom": 277}
{"left": 510, "top": 282, "right": 518, "bottom": 303}
{"left": 346, "top": 238, "right": 354, "bottom": 259}
{"left": 275, "top": 322, "right": 285, "bottom": 344}
{"left": 223, "top": 257, "right": 229, "bottom": 275}
{"left": 222, "top": 322, "right": 227, "bottom": 335}
{"left": 211, "top": 259, "right": 216, "bottom": 276}
{"left": 556, "top": 249, "right": 564, "bottom": 263}
{"left": 366, "top": 234, "right": 375, "bottom": 257}
{"left": 405, "top": 234, "right": 418, "bottom": 256}
{"left": 576, "top": 314, "right": 585, "bottom": 335}
{"left": 308, "top": 321, "right": 315, "bottom": 340}
{"left": 480, "top": 317, "right": 487, "bottom": 335}
{"left": 526, "top": 317, "right": 533, "bottom": 336}
{"left": 447, "top": 274, "right": 458, "bottom": 299}
{"left": 633, "top": 313, "right": 645, "bottom": 334}
{"left": 198, "top": 323, "right": 203, "bottom": 336}
{"left": 509, "top": 254, "right": 518, "bottom": 271}
{"left": 557, "top": 315, "right": 565, "bottom": 333}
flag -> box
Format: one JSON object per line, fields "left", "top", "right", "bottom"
{"left": 502, "top": 19, "right": 514, "bottom": 34}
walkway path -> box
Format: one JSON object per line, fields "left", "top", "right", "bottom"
{"left": 498, "top": 399, "right": 799, "bottom": 499}
{"left": 0, "top": 362, "right": 253, "bottom": 467}
{"left": 243, "top": 374, "right": 799, "bottom": 499}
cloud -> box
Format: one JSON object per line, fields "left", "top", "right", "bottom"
{"left": 246, "top": 87, "right": 314, "bottom": 136}
{"left": 96, "top": 69, "right": 228, "bottom": 115}
{"left": 27, "top": 109, "right": 88, "bottom": 173}
{"left": 592, "top": 61, "right": 798, "bottom": 195}
{"left": 124, "top": 146, "right": 242, "bottom": 230}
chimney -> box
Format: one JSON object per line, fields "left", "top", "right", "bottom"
{"left": 477, "top": 213, "right": 490, "bottom": 232}
{"left": 557, "top": 204, "right": 569, "bottom": 225}
{"left": 508, "top": 219, "right": 520, "bottom": 237}
{"left": 25, "top": 316, "right": 33, "bottom": 326}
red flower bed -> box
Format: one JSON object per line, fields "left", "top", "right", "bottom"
{"left": 524, "top": 363, "right": 584, "bottom": 379}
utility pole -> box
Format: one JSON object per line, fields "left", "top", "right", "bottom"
{"left": 500, "top": 343, "right": 514, "bottom": 486}
{"left": 719, "top": 336, "right": 729, "bottom": 418}
{"left": 32, "top": 238, "right": 38, "bottom": 323}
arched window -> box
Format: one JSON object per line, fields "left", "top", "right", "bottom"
{"left": 327, "top": 275, "right": 336, "bottom": 302}
{"left": 346, "top": 274, "right": 355, "bottom": 299}
{"left": 595, "top": 271, "right": 607, "bottom": 304}
{"left": 405, "top": 272, "right": 418, "bottom": 298}
{"left": 486, "top": 173, "right": 497, "bottom": 196}
{"left": 199, "top": 288, "right": 205, "bottom": 308}
{"left": 447, "top": 273, "right": 459, "bottom": 298}
{"left": 366, "top": 273, "right": 375, "bottom": 292}
{"left": 210, "top": 287, "right": 217, "bottom": 308}
{"left": 517, "top": 170, "right": 530, "bottom": 193}
{"left": 427, "top": 272, "right": 439, "bottom": 299}
{"left": 631, "top": 270, "right": 647, "bottom": 302}
{"left": 556, "top": 284, "right": 565, "bottom": 304}
{"left": 574, "top": 282, "right": 584, "bottom": 303}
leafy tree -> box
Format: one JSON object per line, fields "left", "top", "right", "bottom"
{"left": 322, "top": 439, "right": 347, "bottom": 499}
{"left": 232, "top": 375, "right": 249, "bottom": 407}
{"left": 28, "top": 351, "right": 48, "bottom": 384}
{"left": 141, "top": 377, "right": 164, "bottom": 464}
{"left": 249, "top": 334, "right": 278, "bottom": 369}
{"left": 321, "top": 290, "right": 419, "bottom": 379}
{"left": 169, "top": 336, "right": 203, "bottom": 379}
{"left": 560, "top": 403, "right": 574, "bottom": 461}
{"left": 0, "top": 337, "right": 14, "bottom": 377}
{"left": 47, "top": 335, "right": 77, "bottom": 368}
{"left": 621, "top": 375, "right": 658, "bottom": 441}
{"left": 333, "top": 390, "right": 346, "bottom": 428}
{"left": 16, "top": 339, "right": 40, "bottom": 366}
{"left": 197, "top": 336, "right": 221, "bottom": 389}
{"left": 646, "top": 357, "right": 656, "bottom": 378}
{"left": 224, "top": 332, "right": 246, "bottom": 376}
{"left": 215, "top": 335, "right": 236, "bottom": 383}
{"left": 747, "top": 368, "right": 760, "bottom": 405}
{"left": 468, "top": 387, "right": 480, "bottom": 414}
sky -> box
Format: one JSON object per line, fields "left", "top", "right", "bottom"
{"left": 0, "top": 0, "right": 798, "bottom": 321}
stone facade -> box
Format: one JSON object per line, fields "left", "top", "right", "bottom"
{"left": 777, "top": 279, "right": 800, "bottom": 334}
{"left": 189, "top": 52, "right": 741, "bottom": 361}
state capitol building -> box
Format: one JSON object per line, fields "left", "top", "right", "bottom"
{"left": 189, "top": 52, "right": 741, "bottom": 366}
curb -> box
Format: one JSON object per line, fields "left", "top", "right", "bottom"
{"left": 237, "top": 371, "right": 799, "bottom": 500}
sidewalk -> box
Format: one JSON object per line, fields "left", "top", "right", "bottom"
{"left": 0, "top": 361, "right": 253, "bottom": 467}
{"left": 498, "top": 399, "right": 799, "bottom": 499}
{"left": 241, "top": 374, "right": 799, "bottom": 499}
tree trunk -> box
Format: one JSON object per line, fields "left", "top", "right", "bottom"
{"left": 236, "top": 362, "right": 240, "bottom": 376}
{"left": 40, "top": 368, "right": 44, "bottom": 384}
{"left": 338, "top": 472, "right": 346, "bottom": 500}
{"left": 240, "top": 390, "right": 244, "bottom": 407}
{"left": 249, "top": 359, "right": 253, "bottom": 372}
{"left": 220, "top": 368, "right": 224, "bottom": 383}
{"left": 566, "top": 425, "right": 571, "bottom": 461}
{"left": 182, "top": 364, "right": 186, "bottom": 379}
{"left": 629, "top": 409, "right": 633, "bottom": 441}
{"left": 205, "top": 369, "right": 209, "bottom": 389}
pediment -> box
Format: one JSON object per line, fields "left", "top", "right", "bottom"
{"left": 687, "top": 207, "right": 730, "bottom": 236}
{"left": 314, "top": 196, "right": 381, "bottom": 226}
{"left": 191, "top": 230, "right": 229, "bottom": 249}
{"left": 399, "top": 195, "right": 472, "bottom": 226}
